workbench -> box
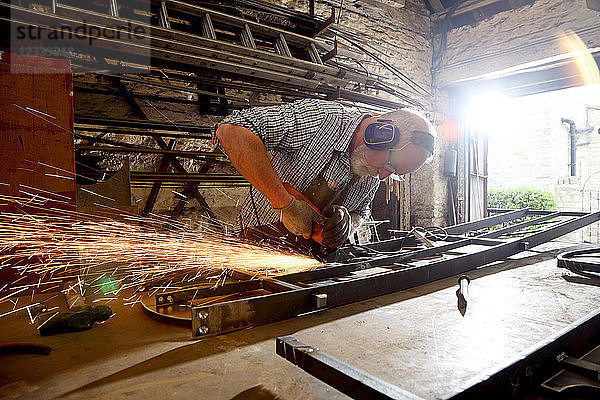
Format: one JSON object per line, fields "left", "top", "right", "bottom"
{"left": 1, "top": 241, "right": 599, "bottom": 399}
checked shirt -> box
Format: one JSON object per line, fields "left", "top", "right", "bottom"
{"left": 218, "top": 98, "right": 380, "bottom": 231}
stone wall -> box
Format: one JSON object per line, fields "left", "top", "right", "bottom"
{"left": 435, "top": 0, "right": 600, "bottom": 86}
{"left": 431, "top": 0, "right": 600, "bottom": 228}
{"left": 483, "top": 84, "right": 600, "bottom": 243}
{"left": 487, "top": 85, "right": 600, "bottom": 191}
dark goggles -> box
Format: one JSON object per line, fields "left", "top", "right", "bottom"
{"left": 364, "top": 120, "right": 434, "bottom": 155}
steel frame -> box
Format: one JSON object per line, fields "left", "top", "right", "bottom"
{"left": 277, "top": 336, "right": 424, "bottom": 400}
{"left": 277, "top": 305, "right": 600, "bottom": 399}
{"left": 189, "top": 210, "right": 599, "bottom": 337}
{"left": 144, "top": 209, "right": 600, "bottom": 338}
{"left": 270, "top": 212, "right": 600, "bottom": 399}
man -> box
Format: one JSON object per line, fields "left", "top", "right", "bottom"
{"left": 215, "top": 98, "right": 434, "bottom": 252}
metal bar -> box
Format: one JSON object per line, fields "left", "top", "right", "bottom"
{"left": 75, "top": 145, "right": 227, "bottom": 159}
{"left": 130, "top": 172, "right": 246, "bottom": 183}
{"left": 276, "top": 336, "right": 423, "bottom": 400}
{"left": 277, "top": 239, "right": 475, "bottom": 284}
{"left": 308, "top": 42, "right": 323, "bottom": 64}
{"left": 232, "top": 271, "right": 303, "bottom": 293}
{"left": 276, "top": 33, "right": 292, "bottom": 57}
{"left": 468, "top": 237, "right": 509, "bottom": 246}
{"left": 143, "top": 140, "right": 176, "bottom": 217}
{"left": 137, "top": 69, "right": 321, "bottom": 96}
{"left": 132, "top": 181, "right": 248, "bottom": 188}
{"left": 488, "top": 208, "right": 589, "bottom": 217}
{"left": 74, "top": 116, "right": 212, "bottom": 134}
{"left": 108, "top": 0, "right": 119, "bottom": 17}
{"left": 557, "top": 248, "right": 600, "bottom": 273}
{"left": 73, "top": 86, "right": 199, "bottom": 105}
{"left": 445, "top": 208, "right": 529, "bottom": 235}
{"left": 156, "top": 280, "right": 264, "bottom": 305}
{"left": 159, "top": 1, "right": 171, "bottom": 29}
{"left": 241, "top": 23, "right": 256, "bottom": 49}
{"left": 75, "top": 133, "right": 151, "bottom": 149}
{"left": 201, "top": 13, "right": 217, "bottom": 40}
{"left": 445, "top": 307, "right": 600, "bottom": 399}
{"left": 74, "top": 127, "right": 212, "bottom": 140}
{"left": 524, "top": 211, "right": 600, "bottom": 247}
{"left": 557, "top": 352, "right": 600, "bottom": 381}
{"left": 191, "top": 212, "right": 600, "bottom": 337}
{"left": 478, "top": 212, "right": 561, "bottom": 239}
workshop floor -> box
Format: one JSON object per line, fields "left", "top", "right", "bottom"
{"left": 1, "top": 241, "right": 599, "bottom": 400}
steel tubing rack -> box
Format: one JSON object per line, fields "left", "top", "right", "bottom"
{"left": 0, "top": 0, "right": 406, "bottom": 109}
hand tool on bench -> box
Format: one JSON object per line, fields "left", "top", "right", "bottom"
{"left": 456, "top": 275, "right": 470, "bottom": 316}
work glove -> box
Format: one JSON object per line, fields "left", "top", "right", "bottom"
{"left": 276, "top": 197, "right": 318, "bottom": 239}
{"left": 322, "top": 205, "right": 351, "bottom": 249}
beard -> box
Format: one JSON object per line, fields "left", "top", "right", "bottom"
{"left": 350, "top": 146, "right": 379, "bottom": 178}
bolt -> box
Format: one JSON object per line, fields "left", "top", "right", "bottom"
{"left": 313, "top": 293, "right": 328, "bottom": 309}
{"left": 198, "top": 326, "right": 209, "bottom": 335}
{"left": 198, "top": 311, "right": 208, "bottom": 319}
{"left": 158, "top": 296, "right": 164, "bottom": 303}
{"left": 166, "top": 295, "right": 173, "bottom": 302}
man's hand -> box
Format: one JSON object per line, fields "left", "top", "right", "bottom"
{"left": 277, "top": 198, "right": 318, "bottom": 239}
{"left": 322, "top": 205, "right": 351, "bottom": 248}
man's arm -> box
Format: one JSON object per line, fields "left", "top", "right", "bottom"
{"left": 216, "top": 123, "right": 292, "bottom": 209}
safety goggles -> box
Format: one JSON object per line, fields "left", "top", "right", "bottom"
{"left": 381, "top": 144, "right": 408, "bottom": 182}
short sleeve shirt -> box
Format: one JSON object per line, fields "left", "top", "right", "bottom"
{"left": 218, "top": 99, "right": 380, "bottom": 230}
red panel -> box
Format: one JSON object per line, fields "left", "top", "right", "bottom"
{"left": 0, "top": 53, "right": 75, "bottom": 287}
{"left": 0, "top": 52, "right": 75, "bottom": 207}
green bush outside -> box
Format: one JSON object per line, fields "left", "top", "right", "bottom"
{"left": 488, "top": 188, "right": 556, "bottom": 210}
